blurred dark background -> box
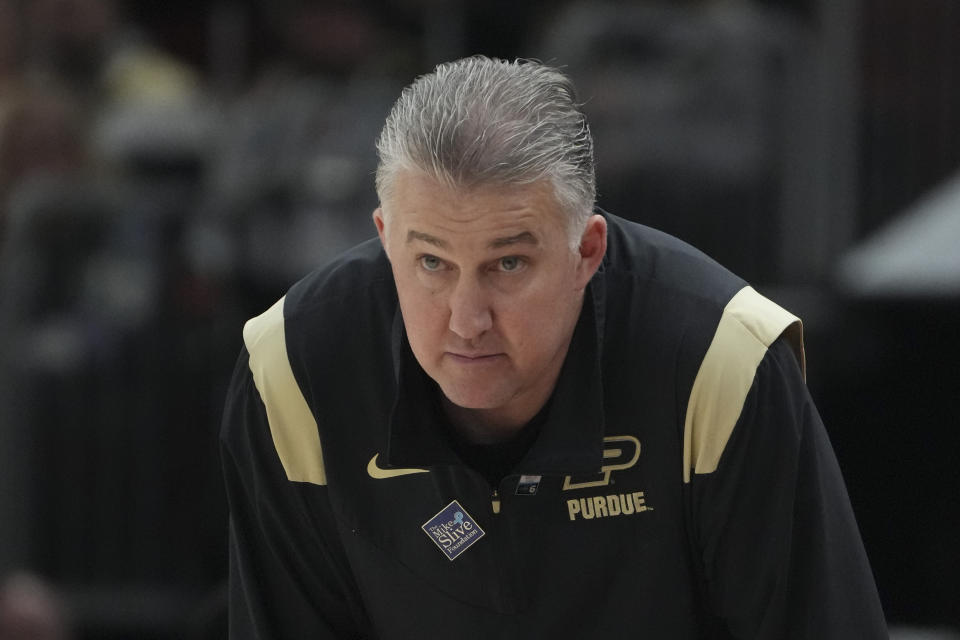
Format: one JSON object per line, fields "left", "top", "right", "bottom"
{"left": 0, "top": 0, "right": 957, "bottom": 638}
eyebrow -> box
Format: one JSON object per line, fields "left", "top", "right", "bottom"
{"left": 488, "top": 231, "right": 539, "bottom": 249}
{"left": 406, "top": 230, "right": 449, "bottom": 249}
{"left": 405, "top": 230, "right": 539, "bottom": 250}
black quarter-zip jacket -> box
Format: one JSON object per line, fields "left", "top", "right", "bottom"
{"left": 220, "top": 213, "right": 887, "bottom": 639}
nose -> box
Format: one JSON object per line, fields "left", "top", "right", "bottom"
{"left": 447, "top": 274, "right": 492, "bottom": 340}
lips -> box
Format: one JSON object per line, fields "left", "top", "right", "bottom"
{"left": 445, "top": 351, "right": 503, "bottom": 363}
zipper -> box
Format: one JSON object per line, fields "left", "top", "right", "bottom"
{"left": 491, "top": 488, "right": 501, "bottom": 515}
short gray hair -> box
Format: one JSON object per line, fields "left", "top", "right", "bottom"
{"left": 375, "top": 56, "right": 596, "bottom": 247}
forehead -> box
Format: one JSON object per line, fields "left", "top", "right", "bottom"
{"left": 384, "top": 171, "right": 567, "bottom": 242}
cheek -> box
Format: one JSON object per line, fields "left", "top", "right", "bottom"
{"left": 395, "top": 275, "right": 448, "bottom": 340}
{"left": 498, "top": 279, "right": 577, "bottom": 348}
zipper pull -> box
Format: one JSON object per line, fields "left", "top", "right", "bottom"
{"left": 491, "top": 489, "right": 501, "bottom": 515}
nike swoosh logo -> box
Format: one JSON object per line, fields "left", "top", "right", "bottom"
{"left": 367, "top": 454, "right": 429, "bottom": 479}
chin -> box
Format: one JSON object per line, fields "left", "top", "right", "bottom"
{"left": 438, "top": 381, "right": 512, "bottom": 411}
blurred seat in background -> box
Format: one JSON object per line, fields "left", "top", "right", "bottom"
{"left": 0, "top": 3, "right": 231, "bottom": 637}
{"left": 199, "top": 0, "right": 417, "bottom": 310}
{"left": 0, "top": 78, "right": 95, "bottom": 586}
{"left": 22, "top": 0, "right": 200, "bottom": 116}
{"left": 827, "top": 172, "right": 960, "bottom": 628}
{"left": 0, "top": 172, "right": 229, "bottom": 639}
{"left": 535, "top": 1, "right": 807, "bottom": 284}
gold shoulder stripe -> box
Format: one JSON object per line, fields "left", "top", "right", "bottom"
{"left": 244, "top": 296, "right": 327, "bottom": 485}
{"left": 682, "top": 286, "right": 804, "bottom": 484}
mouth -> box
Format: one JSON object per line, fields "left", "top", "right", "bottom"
{"left": 445, "top": 352, "right": 504, "bottom": 363}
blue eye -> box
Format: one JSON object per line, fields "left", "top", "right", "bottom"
{"left": 499, "top": 256, "right": 523, "bottom": 272}
{"left": 419, "top": 255, "right": 443, "bottom": 271}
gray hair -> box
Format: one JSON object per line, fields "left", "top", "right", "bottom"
{"left": 375, "top": 56, "right": 596, "bottom": 248}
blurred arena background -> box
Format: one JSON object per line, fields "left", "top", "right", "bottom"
{"left": 0, "top": 0, "right": 957, "bottom": 637}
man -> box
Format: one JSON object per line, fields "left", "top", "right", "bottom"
{"left": 221, "top": 56, "right": 887, "bottom": 638}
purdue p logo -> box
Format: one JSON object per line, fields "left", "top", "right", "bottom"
{"left": 562, "top": 435, "right": 641, "bottom": 491}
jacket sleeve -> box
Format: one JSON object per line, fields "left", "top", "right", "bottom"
{"left": 220, "top": 348, "right": 369, "bottom": 639}
{"left": 689, "top": 337, "right": 887, "bottom": 638}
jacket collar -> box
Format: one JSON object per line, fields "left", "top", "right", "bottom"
{"left": 385, "top": 269, "right": 608, "bottom": 477}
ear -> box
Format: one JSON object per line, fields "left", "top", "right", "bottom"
{"left": 574, "top": 214, "right": 607, "bottom": 289}
{"left": 373, "top": 207, "right": 388, "bottom": 248}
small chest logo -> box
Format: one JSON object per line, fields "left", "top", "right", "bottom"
{"left": 421, "top": 500, "right": 485, "bottom": 561}
{"left": 563, "top": 435, "right": 641, "bottom": 490}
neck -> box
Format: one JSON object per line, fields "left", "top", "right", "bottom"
{"left": 440, "top": 397, "right": 535, "bottom": 445}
